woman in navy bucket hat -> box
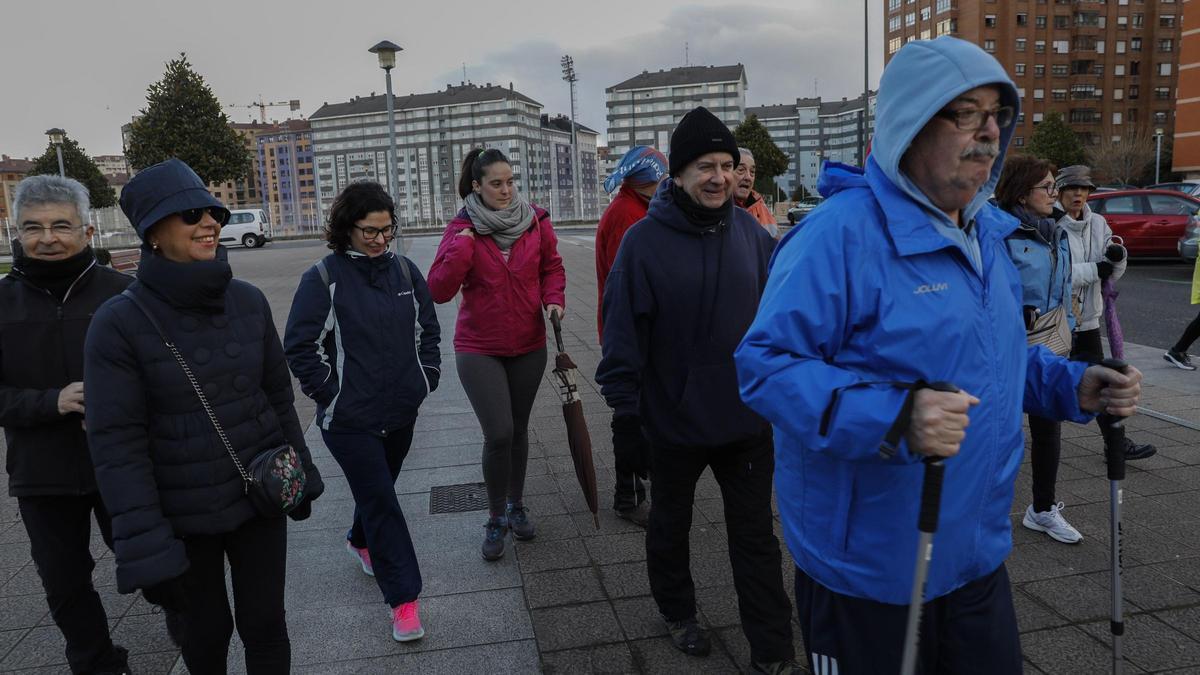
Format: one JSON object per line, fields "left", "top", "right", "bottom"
{"left": 84, "top": 158, "right": 324, "bottom": 674}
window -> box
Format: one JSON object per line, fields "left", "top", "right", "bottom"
{"left": 984, "top": 39, "right": 996, "bottom": 52}
{"left": 1096, "top": 196, "right": 1139, "bottom": 215}
{"left": 1160, "top": 63, "right": 1173, "bottom": 76}
{"left": 1015, "top": 63, "right": 1027, "bottom": 76}
{"left": 1016, "top": 38, "right": 1027, "bottom": 51}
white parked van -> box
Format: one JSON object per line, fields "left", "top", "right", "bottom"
{"left": 221, "top": 209, "right": 272, "bottom": 248}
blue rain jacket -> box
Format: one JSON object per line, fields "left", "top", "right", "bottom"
{"left": 734, "top": 36, "right": 1093, "bottom": 605}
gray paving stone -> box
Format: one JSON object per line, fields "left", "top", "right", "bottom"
{"left": 541, "top": 642, "right": 636, "bottom": 674}
{"left": 1022, "top": 625, "right": 1144, "bottom": 675}
{"left": 515, "top": 538, "right": 590, "bottom": 574}
{"left": 1081, "top": 614, "right": 1200, "bottom": 672}
{"left": 524, "top": 567, "right": 605, "bottom": 609}
{"left": 0, "top": 593, "right": 46, "bottom": 631}
{"left": 627, "top": 635, "right": 737, "bottom": 673}
{"left": 598, "top": 562, "right": 651, "bottom": 599}
{"left": 293, "top": 639, "right": 539, "bottom": 673}
{"left": 531, "top": 601, "right": 625, "bottom": 653}
{"left": 0, "top": 625, "right": 66, "bottom": 670}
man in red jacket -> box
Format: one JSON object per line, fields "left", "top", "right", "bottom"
{"left": 595, "top": 145, "right": 666, "bottom": 526}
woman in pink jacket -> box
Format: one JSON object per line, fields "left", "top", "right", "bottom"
{"left": 427, "top": 148, "right": 566, "bottom": 562}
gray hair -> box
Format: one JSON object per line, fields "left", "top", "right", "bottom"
{"left": 12, "top": 174, "right": 91, "bottom": 225}
{"left": 738, "top": 147, "right": 755, "bottom": 162}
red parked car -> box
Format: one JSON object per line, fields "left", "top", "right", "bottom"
{"left": 1086, "top": 189, "right": 1200, "bottom": 258}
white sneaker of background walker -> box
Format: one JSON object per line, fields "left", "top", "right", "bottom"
{"left": 1022, "top": 502, "right": 1083, "bottom": 544}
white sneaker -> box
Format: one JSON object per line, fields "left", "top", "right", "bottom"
{"left": 1022, "top": 502, "right": 1083, "bottom": 544}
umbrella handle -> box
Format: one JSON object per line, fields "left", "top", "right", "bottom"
{"left": 550, "top": 309, "right": 565, "bottom": 353}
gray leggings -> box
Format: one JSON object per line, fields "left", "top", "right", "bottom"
{"left": 457, "top": 348, "right": 548, "bottom": 517}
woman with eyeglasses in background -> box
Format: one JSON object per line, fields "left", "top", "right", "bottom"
{"left": 284, "top": 181, "right": 441, "bottom": 642}
{"left": 85, "top": 158, "right": 324, "bottom": 673}
{"left": 996, "top": 156, "right": 1083, "bottom": 544}
{"left": 427, "top": 148, "right": 565, "bottom": 562}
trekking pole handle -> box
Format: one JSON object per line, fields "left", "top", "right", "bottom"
{"left": 549, "top": 309, "right": 565, "bottom": 353}
{"left": 1098, "top": 358, "right": 1129, "bottom": 481}
{"left": 917, "top": 381, "right": 958, "bottom": 535}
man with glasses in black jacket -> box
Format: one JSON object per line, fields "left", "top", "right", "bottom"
{"left": 0, "top": 175, "right": 132, "bottom": 674}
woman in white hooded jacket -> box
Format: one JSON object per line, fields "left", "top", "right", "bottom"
{"left": 1057, "top": 165, "right": 1156, "bottom": 460}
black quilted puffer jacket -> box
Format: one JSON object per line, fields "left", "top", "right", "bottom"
{"left": 84, "top": 250, "right": 324, "bottom": 593}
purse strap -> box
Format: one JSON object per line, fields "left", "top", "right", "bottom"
{"left": 120, "top": 290, "right": 254, "bottom": 491}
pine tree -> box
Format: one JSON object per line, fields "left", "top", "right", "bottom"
{"left": 126, "top": 53, "right": 250, "bottom": 184}
{"left": 28, "top": 135, "right": 116, "bottom": 208}
{"left": 1026, "top": 112, "right": 1085, "bottom": 169}
{"left": 733, "top": 115, "right": 790, "bottom": 197}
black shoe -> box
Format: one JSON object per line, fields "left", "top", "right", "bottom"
{"left": 1124, "top": 438, "right": 1157, "bottom": 461}
{"left": 1164, "top": 350, "right": 1197, "bottom": 371}
{"left": 665, "top": 615, "right": 711, "bottom": 657}
{"left": 615, "top": 502, "right": 649, "bottom": 528}
{"left": 751, "top": 659, "right": 804, "bottom": 674}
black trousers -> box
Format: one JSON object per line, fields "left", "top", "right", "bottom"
{"left": 1173, "top": 309, "right": 1200, "bottom": 353}
{"left": 795, "top": 564, "right": 1021, "bottom": 674}
{"left": 647, "top": 433, "right": 793, "bottom": 663}
{"left": 18, "top": 494, "right": 127, "bottom": 674}
{"left": 174, "top": 515, "right": 289, "bottom": 675}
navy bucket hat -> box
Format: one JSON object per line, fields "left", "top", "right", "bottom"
{"left": 119, "top": 158, "right": 229, "bottom": 240}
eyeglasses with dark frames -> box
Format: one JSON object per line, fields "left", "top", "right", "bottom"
{"left": 935, "top": 105, "right": 1015, "bottom": 131}
{"left": 355, "top": 224, "right": 398, "bottom": 241}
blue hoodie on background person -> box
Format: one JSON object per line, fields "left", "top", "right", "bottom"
{"left": 734, "top": 36, "right": 1094, "bottom": 608}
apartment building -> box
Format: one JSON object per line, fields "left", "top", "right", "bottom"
{"left": 884, "top": 0, "right": 1182, "bottom": 149}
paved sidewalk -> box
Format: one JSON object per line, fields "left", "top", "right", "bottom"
{"left": 1, "top": 231, "right": 1198, "bottom": 673}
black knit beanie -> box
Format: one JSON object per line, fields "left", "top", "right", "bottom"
{"left": 668, "top": 106, "right": 740, "bottom": 177}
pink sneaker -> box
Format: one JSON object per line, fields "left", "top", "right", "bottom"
{"left": 345, "top": 540, "right": 374, "bottom": 577}
{"left": 392, "top": 600, "right": 425, "bottom": 642}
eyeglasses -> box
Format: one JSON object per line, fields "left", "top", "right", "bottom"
{"left": 1031, "top": 183, "right": 1058, "bottom": 196}
{"left": 936, "top": 105, "right": 1015, "bottom": 131}
{"left": 355, "top": 224, "right": 397, "bottom": 240}
{"left": 179, "top": 206, "right": 231, "bottom": 226}
{"left": 19, "top": 223, "right": 80, "bottom": 239}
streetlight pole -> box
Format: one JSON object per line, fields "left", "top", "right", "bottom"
{"left": 45, "top": 128, "right": 66, "bottom": 177}
{"left": 1155, "top": 128, "right": 1164, "bottom": 184}
{"left": 561, "top": 55, "right": 582, "bottom": 222}
{"left": 369, "top": 40, "right": 406, "bottom": 254}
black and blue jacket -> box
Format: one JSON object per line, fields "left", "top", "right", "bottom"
{"left": 284, "top": 250, "right": 440, "bottom": 434}
{"left": 596, "top": 179, "right": 776, "bottom": 448}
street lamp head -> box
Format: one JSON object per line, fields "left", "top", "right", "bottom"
{"left": 45, "top": 128, "right": 65, "bottom": 145}
{"left": 369, "top": 40, "right": 403, "bottom": 70}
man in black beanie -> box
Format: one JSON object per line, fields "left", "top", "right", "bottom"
{"left": 597, "top": 107, "right": 798, "bottom": 673}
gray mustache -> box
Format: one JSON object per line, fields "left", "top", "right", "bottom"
{"left": 961, "top": 144, "right": 999, "bottom": 160}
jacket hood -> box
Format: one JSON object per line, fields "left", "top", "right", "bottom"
{"left": 873, "top": 36, "right": 1021, "bottom": 225}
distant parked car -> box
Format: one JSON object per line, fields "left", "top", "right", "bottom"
{"left": 1087, "top": 189, "right": 1200, "bottom": 258}
{"left": 1148, "top": 181, "right": 1200, "bottom": 198}
{"left": 787, "top": 199, "right": 822, "bottom": 224}
{"left": 221, "top": 209, "right": 272, "bottom": 248}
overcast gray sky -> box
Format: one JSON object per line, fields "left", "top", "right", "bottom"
{"left": 0, "top": 0, "right": 883, "bottom": 159}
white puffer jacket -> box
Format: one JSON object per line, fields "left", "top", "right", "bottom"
{"left": 1058, "top": 204, "right": 1128, "bottom": 331}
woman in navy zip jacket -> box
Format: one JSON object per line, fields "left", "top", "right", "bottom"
{"left": 996, "top": 156, "right": 1082, "bottom": 545}
{"left": 284, "top": 181, "right": 440, "bottom": 643}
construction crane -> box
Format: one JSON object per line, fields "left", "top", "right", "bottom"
{"left": 228, "top": 96, "right": 301, "bottom": 124}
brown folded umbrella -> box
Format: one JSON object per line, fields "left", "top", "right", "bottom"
{"left": 549, "top": 311, "right": 600, "bottom": 529}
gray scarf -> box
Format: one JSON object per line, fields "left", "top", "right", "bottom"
{"left": 464, "top": 192, "right": 535, "bottom": 251}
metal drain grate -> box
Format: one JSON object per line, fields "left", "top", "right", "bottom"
{"left": 429, "top": 482, "right": 489, "bottom": 514}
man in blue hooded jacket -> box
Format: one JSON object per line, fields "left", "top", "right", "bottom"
{"left": 597, "top": 106, "right": 795, "bottom": 673}
{"left": 735, "top": 37, "right": 1143, "bottom": 673}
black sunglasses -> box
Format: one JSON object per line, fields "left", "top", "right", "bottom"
{"left": 179, "top": 206, "right": 231, "bottom": 226}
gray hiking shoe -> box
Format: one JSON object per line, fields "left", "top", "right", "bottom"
{"left": 481, "top": 517, "right": 508, "bottom": 561}
{"left": 506, "top": 503, "right": 536, "bottom": 541}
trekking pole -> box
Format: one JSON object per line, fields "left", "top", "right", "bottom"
{"left": 899, "top": 381, "right": 958, "bottom": 675}
{"left": 1099, "top": 358, "right": 1130, "bottom": 675}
